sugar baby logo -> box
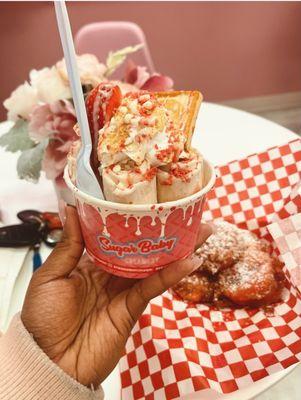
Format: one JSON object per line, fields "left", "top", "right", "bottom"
{"left": 98, "top": 236, "right": 177, "bottom": 258}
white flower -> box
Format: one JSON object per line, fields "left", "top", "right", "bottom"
{"left": 56, "top": 54, "right": 107, "bottom": 87}
{"left": 3, "top": 81, "right": 38, "bottom": 121}
{"left": 30, "top": 67, "right": 71, "bottom": 103}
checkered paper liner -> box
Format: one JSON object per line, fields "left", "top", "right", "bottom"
{"left": 120, "top": 139, "right": 301, "bottom": 399}
{"left": 268, "top": 213, "right": 301, "bottom": 292}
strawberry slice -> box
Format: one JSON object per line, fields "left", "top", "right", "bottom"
{"left": 85, "top": 82, "right": 122, "bottom": 174}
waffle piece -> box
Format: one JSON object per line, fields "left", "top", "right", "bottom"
{"left": 154, "top": 91, "right": 203, "bottom": 149}
{"left": 173, "top": 272, "right": 214, "bottom": 303}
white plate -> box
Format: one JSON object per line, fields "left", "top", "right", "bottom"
{"left": 0, "top": 103, "right": 299, "bottom": 399}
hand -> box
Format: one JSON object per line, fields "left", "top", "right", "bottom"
{"left": 21, "top": 206, "right": 212, "bottom": 388}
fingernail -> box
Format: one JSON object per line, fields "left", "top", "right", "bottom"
{"left": 196, "top": 224, "right": 213, "bottom": 247}
{"left": 186, "top": 252, "right": 202, "bottom": 272}
{"left": 208, "top": 222, "right": 217, "bottom": 233}
{"left": 194, "top": 246, "right": 203, "bottom": 256}
{"left": 203, "top": 223, "right": 214, "bottom": 237}
{"left": 64, "top": 205, "right": 75, "bottom": 224}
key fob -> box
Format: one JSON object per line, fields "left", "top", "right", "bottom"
{"left": 42, "top": 212, "right": 63, "bottom": 230}
{"left": 15, "top": 210, "right": 63, "bottom": 248}
{"left": 0, "top": 223, "right": 42, "bottom": 247}
{"left": 17, "top": 210, "right": 43, "bottom": 225}
{"left": 18, "top": 210, "right": 62, "bottom": 230}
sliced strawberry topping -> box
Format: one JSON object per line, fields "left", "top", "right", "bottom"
{"left": 85, "top": 83, "right": 122, "bottom": 174}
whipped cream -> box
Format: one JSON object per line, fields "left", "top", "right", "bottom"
{"left": 97, "top": 92, "right": 185, "bottom": 168}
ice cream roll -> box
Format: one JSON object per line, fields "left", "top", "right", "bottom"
{"left": 102, "top": 160, "right": 157, "bottom": 204}
{"left": 157, "top": 149, "right": 203, "bottom": 202}
{"left": 67, "top": 139, "right": 81, "bottom": 184}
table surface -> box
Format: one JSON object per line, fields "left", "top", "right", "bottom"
{"left": 0, "top": 102, "right": 300, "bottom": 400}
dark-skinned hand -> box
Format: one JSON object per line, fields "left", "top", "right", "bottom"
{"left": 21, "top": 206, "right": 212, "bottom": 388}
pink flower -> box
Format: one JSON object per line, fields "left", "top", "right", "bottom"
{"left": 42, "top": 141, "right": 71, "bottom": 180}
{"left": 29, "top": 100, "right": 76, "bottom": 141}
{"left": 29, "top": 100, "right": 77, "bottom": 179}
{"left": 124, "top": 60, "right": 174, "bottom": 92}
{"left": 140, "top": 75, "right": 174, "bottom": 91}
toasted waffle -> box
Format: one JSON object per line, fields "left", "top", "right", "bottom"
{"left": 155, "top": 90, "right": 203, "bottom": 149}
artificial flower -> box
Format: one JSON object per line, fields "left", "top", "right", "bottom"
{"left": 56, "top": 54, "right": 106, "bottom": 87}
{"left": 28, "top": 100, "right": 76, "bottom": 142}
{"left": 30, "top": 67, "right": 71, "bottom": 103}
{"left": 42, "top": 138, "right": 73, "bottom": 180}
{"left": 3, "top": 82, "right": 38, "bottom": 121}
{"left": 28, "top": 100, "right": 77, "bottom": 179}
{"left": 124, "top": 60, "right": 150, "bottom": 87}
{"left": 124, "top": 60, "right": 174, "bottom": 91}
{"left": 141, "top": 74, "right": 174, "bottom": 91}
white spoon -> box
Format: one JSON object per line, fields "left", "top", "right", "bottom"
{"left": 54, "top": 0, "right": 103, "bottom": 199}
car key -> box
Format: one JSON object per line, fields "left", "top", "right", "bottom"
{"left": 17, "top": 210, "right": 63, "bottom": 231}
{"left": 2, "top": 210, "right": 63, "bottom": 251}
{"left": 0, "top": 223, "right": 44, "bottom": 247}
{"left": 1, "top": 210, "right": 63, "bottom": 271}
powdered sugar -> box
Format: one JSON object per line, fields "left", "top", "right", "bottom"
{"left": 219, "top": 251, "right": 274, "bottom": 297}
{"left": 175, "top": 221, "right": 284, "bottom": 307}
{"left": 195, "top": 221, "right": 260, "bottom": 274}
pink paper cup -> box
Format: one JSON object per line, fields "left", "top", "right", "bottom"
{"left": 64, "top": 159, "right": 216, "bottom": 278}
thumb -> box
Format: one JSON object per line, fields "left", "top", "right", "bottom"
{"left": 40, "top": 206, "right": 84, "bottom": 279}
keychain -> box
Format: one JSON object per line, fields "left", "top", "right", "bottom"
{"left": 0, "top": 210, "right": 63, "bottom": 271}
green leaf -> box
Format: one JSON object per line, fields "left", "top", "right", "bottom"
{"left": 17, "top": 140, "right": 48, "bottom": 182}
{"left": 0, "top": 119, "right": 35, "bottom": 153}
{"left": 104, "top": 44, "right": 144, "bottom": 77}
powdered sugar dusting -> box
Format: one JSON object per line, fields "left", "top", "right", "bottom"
{"left": 195, "top": 221, "right": 263, "bottom": 274}
{"left": 174, "top": 221, "right": 285, "bottom": 307}
{"left": 219, "top": 251, "right": 274, "bottom": 299}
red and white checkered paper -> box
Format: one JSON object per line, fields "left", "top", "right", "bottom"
{"left": 269, "top": 212, "right": 301, "bottom": 292}
{"left": 120, "top": 139, "right": 301, "bottom": 399}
